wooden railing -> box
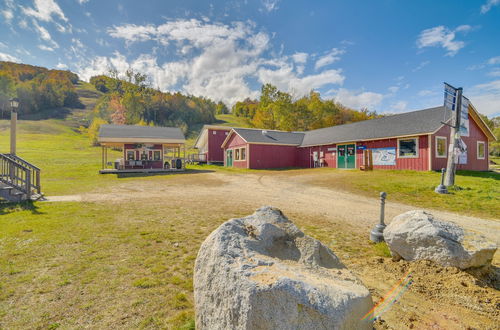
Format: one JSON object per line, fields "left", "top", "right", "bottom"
{"left": 0, "top": 154, "right": 41, "bottom": 199}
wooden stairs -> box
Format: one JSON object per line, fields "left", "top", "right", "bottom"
{"left": 0, "top": 153, "right": 42, "bottom": 202}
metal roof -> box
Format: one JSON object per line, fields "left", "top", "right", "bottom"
{"left": 98, "top": 124, "right": 185, "bottom": 142}
{"left": 233, "top": 128, "right": 305, "bottom": 145}
{"left": 300, "top": 106, "right": 450, "bottom": 146}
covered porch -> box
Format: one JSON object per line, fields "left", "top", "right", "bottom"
{"left": 98, "top": 125, "right": 186, "bottom": 174}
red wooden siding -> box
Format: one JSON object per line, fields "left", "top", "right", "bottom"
{"left": 123, "top": 143, "right": 163, "bottom": 169}
{"left": 296, "top": 144, "right": 337, "bottom": 168}
{"left": 249, "top": 144, "right": 297, "bottom": 169}
{"left": 225, "top": 133, "right": 248, "bottom": 168}
{"left": 355, "top": 136, "right": 430, "bottom": 171}
{"left": 431, "top": 115, "right": 489, "bottom": 171}
{"left": 207, "top": 129, "right": 229, "bottom": 163}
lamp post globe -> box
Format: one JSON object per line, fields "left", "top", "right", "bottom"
{"left": 9, "top": 98, "right": 19, "bottom": 111}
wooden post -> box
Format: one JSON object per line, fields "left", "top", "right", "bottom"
{"left": 444, "top": 88, "right": 462, "bottom": 186}
{"left": 10, "top": 110, "right": 17, "bottom": 155}
{"left": 101, "top": 146, "right": 105, "bottom": 169}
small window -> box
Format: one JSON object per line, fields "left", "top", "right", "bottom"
{"left": 477, "top": 141, "right": 485, "bottom": 159}
{"left": 153, "top": 150, "right": 161, "bottom": 161}
{"left": 398, "top": 138, "right": 418, "bottom": 158}
{"left": 126, "top": 150, "right": 135, "bottom": 160}
{"left": 435, "top": 136, "right": 447, "bottom": 158}
{"left": 140, "top": 151, "right": 148, "bottom": 160}
{"left": 338, "top": 146, "right": 345, "bottom": 157}
{"left": 235, "top": 148, "right": 240, "bottom": 160}
{"left": 240, "top": 147, "right": 246, "bottom": 160}
{"left": 225, "top": 132, "right": 228, "bottom": 135}
{"left": 213, "top": 131, "right": 217, "bottom": 135}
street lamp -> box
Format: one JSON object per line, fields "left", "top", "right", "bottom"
{"left": 9, "top": 98, "right": 19, "bottom": 112}
{"left": 9, "top": 98, "right": 19, "bottom": 155}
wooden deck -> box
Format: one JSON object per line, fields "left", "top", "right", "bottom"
{"left": 99, "top": 168, "right": 185, "bottom": 174}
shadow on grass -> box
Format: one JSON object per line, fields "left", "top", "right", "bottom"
{"left": 115, "top": 169, "right": 215, "bottom": 178}
{"left": 456, "top": 170, "right": 499, "bottom": 180}
{"left": 0, "top": 200, "right": 44, "bottom": 215}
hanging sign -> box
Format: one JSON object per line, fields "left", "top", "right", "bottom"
{"left": 443, "top": 82, "right": 470, "bottom": 137}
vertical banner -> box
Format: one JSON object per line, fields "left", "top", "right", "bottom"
{"left": 443, "top": 82, "right": 469, "bottom": 137}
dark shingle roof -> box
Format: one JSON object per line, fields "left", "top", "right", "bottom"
{"left": 233, "top": 128, "right": 305, "bottom": 145}
{"left": 300, "top": 106, "right": 450, "bottom": 146}
{"left": 99, "top": 124, "right": 185, "bottom": 141}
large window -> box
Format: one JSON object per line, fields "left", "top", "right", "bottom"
{"left": 126, "top": 150, "right": 135, "bottom": 160}
{"left": 398, "top": 138, "right": 418, "bottom": 158}
{"left": 435, "top": 136, "right": 447, "bottom": 158}
{"left": 240, "top": 147, "right": 246, "bottom": 160}
{"left": 477, "top": 141, "right": 485, "bottom": 159}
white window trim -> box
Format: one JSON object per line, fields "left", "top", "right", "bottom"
{"left": 477, "top": 141, "right": 486, "bottom": 160}
{"left": 240, "top": 147, "right": 246, "bottom": 161}
{"left": 125, "top": 149, "right": 136, "bottom": 161}
{"left": 435, "top": 136, "right": 447, "bottom": 158}
{"left": 397, "top": 137, "right": 419, "bottom": 159}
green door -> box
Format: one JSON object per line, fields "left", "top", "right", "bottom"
{"left": 226, "top": 150, "right": 233, "bottom": 167}
{"left": 337, "top": 144, "right": 356, "bottom": 169}
{"left": 346, "top": 144, "right": 356, "bottom": 168}
{"left": 337, "top": 145, "right": 346, "bottom": 169}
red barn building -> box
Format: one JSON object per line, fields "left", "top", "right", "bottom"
{"left": 221, "top": 105, "right": 495, "bottom": 171}
{"left": 193, "top": 125, "right": 232, "bottom": 164}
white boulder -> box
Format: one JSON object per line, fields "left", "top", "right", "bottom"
{"left": 383, "top": 210, "right": 497, "bottom": 269}
{"left": 194, "top": 206, "right": 373, "bottom": 330}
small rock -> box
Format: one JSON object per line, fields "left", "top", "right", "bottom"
{"left": 383, "top": 210, "right": 497, "bottom": 269}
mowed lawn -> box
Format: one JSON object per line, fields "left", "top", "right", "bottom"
{"left": 1, "top": 118, "right": 499, "bottom": 328}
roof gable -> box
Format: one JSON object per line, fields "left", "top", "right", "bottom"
{"left": 301, "top": 106, "right": 450, "bottom": 146}
{"left": 98, "top": 124, "right": 185, "bottom": 143}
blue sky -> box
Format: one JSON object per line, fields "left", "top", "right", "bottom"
{"left": 1, "top": 0, "right": 500, "bottom": 117}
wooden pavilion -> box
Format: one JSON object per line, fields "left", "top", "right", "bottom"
{"left": 98, "top": 124, "right": 186, "bottom": 174}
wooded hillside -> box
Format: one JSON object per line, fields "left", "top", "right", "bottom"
{"left": 0, "top": 61, "right": 83, "bottom": 118}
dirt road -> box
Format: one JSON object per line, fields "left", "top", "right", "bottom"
{"left": 46, "top": 171, "right": 500, "bottom": 245}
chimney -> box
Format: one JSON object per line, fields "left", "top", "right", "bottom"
{"left": 10, "top": 110, "right": 17, "bottom": 155}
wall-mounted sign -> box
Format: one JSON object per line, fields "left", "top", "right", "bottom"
{"left": 327, "top": 147, "right": 337, "bottom": 151}
{"left": 372, "top": 147, "right": 396, "bottom": 166}
{"left": 357, "top": 145, "right": 367, "bottom": 150}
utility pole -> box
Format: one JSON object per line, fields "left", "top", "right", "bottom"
{"left": 443, "top": 87, "right": 462, "bottom": 187}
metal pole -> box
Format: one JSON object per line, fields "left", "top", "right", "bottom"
{"left": 444, "top": 88, "right": 462, "bottom": 186}
{"left": 10, "top": 110, "right": 17, "bottom": 155}
{"left": 435, "top": 168, "right": 448, "bottom": 194}
{"left": 370, "top": 192, "right": 387, "bottom": 242}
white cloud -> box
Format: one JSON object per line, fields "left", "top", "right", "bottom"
{"left": 488, "top": 69, "right": 500, "bottom": 77}
{"left": 481, "top": 0, "right": 500, "bottom": 13}
{"left": 291, "top": 52, "right": 308, "bottom": 64}
{"left": 0, "top": 52, "right": 20, "bottom": 62}
{"left": 331, "top": 88, "right": 384, "bottom": 110}
{"left": 391, "top": 101, "right": 408, "bottom": 112}
{"left": 262, "top": 0, "right": 280, "bottom": 12}
{"left": 417, "top": 89, "right": 438, "bottom": 97}
{"left": 2, "top": 9, "right": 13, "bottom": 22}
{"left": 100, "top": 19, "right": 345, "bottom": 105}
{"left": 416, "top": 25, "right": 471, "bottom": 56}
{"left": 22, "top": 0, "right": 68, "bottom": 22}
{"left": 38, "top": 44, "right": 55, "bottom": 51}
{"left": 487, "top": 56, "right": 500, "bottom": 65}
{"left": 33, "top": 21, "right": 59, "bottom": 48}
{"left": 56, "top": 62, "right": 68, "bottom": 69}
{"left": 468, "top": 80, "right": 500, "bottom": 116}
{"left": 78, "top": 0, "right": 90, "bottom": 4}
{"left": 412, "top": 60, "right": 430, "bottom": 72}
{"left": 388, "top": 86, "right": 399, "bottom": 94}
{"left": 315, "top": 48, "right": 344, "bottom": 70}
